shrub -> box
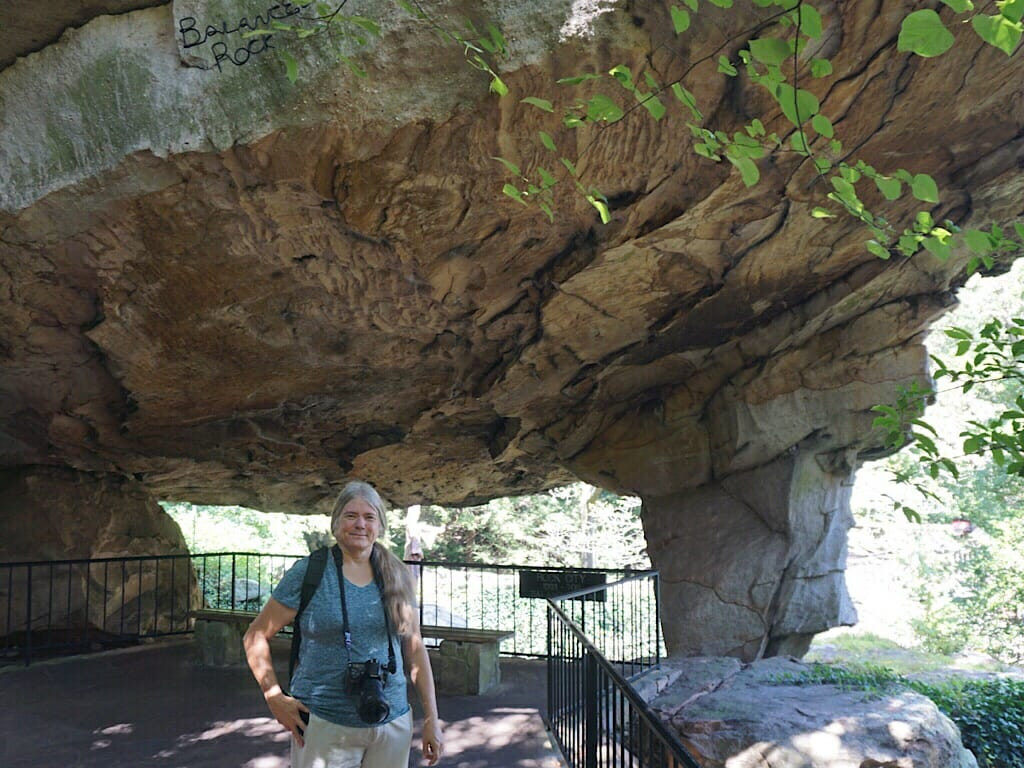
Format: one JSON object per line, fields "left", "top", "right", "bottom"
{"left": 908, "top": 676, "right": 1024, "bottom": 768}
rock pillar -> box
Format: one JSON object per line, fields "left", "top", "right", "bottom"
{"left": 0, "top": 466, "right": 200, "bottom": 640}
{"left": 642, "top": 450, "right": 857, "bottom": 660}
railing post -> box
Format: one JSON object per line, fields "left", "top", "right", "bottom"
{"left": 655, "top": 571, "right": 662, "bottom": 667}
{"left": 584, "top": 650, "right": 599, "bottom": 768}
{"left": 25, "top": 564, "right": 33, "bottom": 666}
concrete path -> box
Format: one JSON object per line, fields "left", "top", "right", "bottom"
{"left": 0, "top": 638, "right": 564, "bottom": 768}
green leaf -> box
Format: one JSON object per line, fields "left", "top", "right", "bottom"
{"left": 923, "top": 235, "right": 952, "bottom": 260}
{"left": 729, "top": 155, "right": 761, "bottom": 187}
{"left": 911, "top": 173, "right": 940, "bottom": 203}
{"left": 586, "top": 195, "right": 612, "bottom": 223}
{"left": 866, "top": 240, "right": 891, "bottom": 259}
{"left": 874, "top": 175, "right": 902, "bottom": 201}
{"left": 811, "top": 114, "right": 834, "bottom": 138}
{"left": 493, "top": 156, "right": 522, "bottom": 176}
{"left": 972, "top": 13, "right": 1024, "bottom": 55}
{"left": 749, "top": 37, "right": 792, "bottom": 66}
{"left": 793, "top": 4, "right": 823, "bottom": 38}
{"left": 585, "top": 94, "right": 624, "bottom": 122}
{"left": 671, "top": 6, "right": 691, "bottom": 33}
{"left": 538, "top": 201, "right": 555, "bottom": 222}
{"left": 775, "top": 83, "right": 819, "bottom": 126}
{"left": 521, "top": 97, "right": 554, "bottom": 112}
{"left": 671, "top": 83, "right": 702, "bottom": 119}
{"left": 641, "top": 95, "right": 667, "bottom": 121}
{"left": 790, "top": 131, "right": 810, "bottom": 155}
{"left": 609, "top": 65, "right": 634, "bottom": 88}
{"left": 941, "top": 0, "right": 974, "bottom": 10}
{"left": 898, "top": 10, "right": 955, "bottom": 57}
{"left": 901, "top": 506, "right": 923, "bottom": 524}
{"left": 281, "top": 50, "right": 298, "bottom": 84}
{"left": 999, "top": 0, "right": 1024, "bottom": 23}
{"left": 718, "top": 56, "right": 738, "bottom": 76}
{"left": 811, "top": 207, "right": 836, "bottom": 218}
{"left": 830, "top": 176, "right": 857, "bottom": 201}
{"left": 502, "top": 184, "right": 526, "bottom": 204}
{"left": 537, "top": 167, "right": 557, "bottom": 189}
{"left": 556, "top": 73, "right": 602, "bottom": 85}
{"left": 539, "top": 131, "right": 557, "bottom": 152}
{"left": 349, "top": 16, "right": 382, "bottom": 36}
{"left": 560, "top": 157, "right": 578, "bottom": 176}
{"left": 684, "top": 0, "right": 698, "bottom": 9}
{"left": 812, "top": 156, "right": 832, "bottom": 174}
{"left": 490, "top": 75, "right": 508, "bottom": 96}
{"left": 810, "top": 58, "right": 833, "bottom": 78}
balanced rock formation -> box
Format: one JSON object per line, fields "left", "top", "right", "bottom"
{"left": 0, "top": 466, "right": 199, "bottom": 640}
{"left": 1, "top": 0, "right": 1022, "bottom": 658}
{"left": 635, "top": 657, "right": 978, "bottom": 768}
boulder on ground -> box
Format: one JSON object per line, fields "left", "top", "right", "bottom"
{"left": 634, "top": 657, "right": 977, "bottom": 768}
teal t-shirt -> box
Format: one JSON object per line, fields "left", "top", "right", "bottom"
{"left": 272, "top": 554, "right": 409, "bottom": 727}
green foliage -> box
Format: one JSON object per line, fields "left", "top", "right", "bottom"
{"left": 416, "top": 486, "right": 648, "bottom": 569}
{"left": 780, "top": 663, "right": 1024, "bottom": 767}
{"left": 911, "top": 676, "right": 1024, "bottom": 768}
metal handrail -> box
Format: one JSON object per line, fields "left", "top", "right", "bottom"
{"left": 0, "top": 552, "right": 646, "bottom": 665}
{"left": 546, "top": 575, "right": 700, "bottom": 768}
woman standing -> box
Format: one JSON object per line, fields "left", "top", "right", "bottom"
{"left": 244, "top": 481, "right": 443, "bottom": 767}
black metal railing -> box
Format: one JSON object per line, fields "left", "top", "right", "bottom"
{"left": 413, "top": 559, "right": 640, "bottom": 657}
{"left": 1, "top": 554, "right": 200, "bottom": 665}
{"left": 1, "top": 551, "right": 641, "bottom": 664}
{"left": 546, "top": 574, "right": 700, "bottom": 768}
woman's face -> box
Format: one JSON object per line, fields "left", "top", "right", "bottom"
{"left": 335, "top": 498, "right": 381, "bottom": 554}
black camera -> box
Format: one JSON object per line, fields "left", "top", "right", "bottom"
{"left": 345, "top": 659, "right": 390, "bottom": 724}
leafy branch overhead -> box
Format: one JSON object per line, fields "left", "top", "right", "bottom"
{"left": 486, "top": 0, "right": 1022, "bottom": 265}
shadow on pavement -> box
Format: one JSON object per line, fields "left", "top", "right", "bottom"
{"left": 1, "top": 637, "right": 564, "bottom": 768}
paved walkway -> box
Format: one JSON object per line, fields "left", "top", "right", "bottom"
{"left": 0, "top": 638, "right": 564, "bottom": 768}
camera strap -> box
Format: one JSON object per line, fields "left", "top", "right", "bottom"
{"left": 331, "top": 545, "right": 397, "bottom": 674}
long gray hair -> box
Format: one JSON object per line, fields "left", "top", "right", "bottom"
{"left": 330, "top": 480, "right": 417, "bottom": 635}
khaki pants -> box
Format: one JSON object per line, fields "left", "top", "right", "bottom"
{"left": 291, "top": 710, "right": 413, "bottom": 768}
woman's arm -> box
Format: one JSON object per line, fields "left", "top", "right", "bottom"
{"left": 243, "top": 598, "right": 310, "bottom": 746}
{"left": 403, "top": 623, "right": 443, "bottom": 766}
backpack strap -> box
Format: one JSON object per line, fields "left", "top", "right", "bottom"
{"left": 288, "top": 546, "right": 330, "bottom": 685}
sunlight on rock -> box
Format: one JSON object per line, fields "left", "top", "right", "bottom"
{"left": 559, "top": 0, "right": 618, "bottom": 41}
{"left": 726, "top": 741, "right": 800, "bottom": 767}
{"left": 888, "top": 719, "right": 914, "bottom": 743}
{"left": 89, "top": 739, "right": 111, "bottom": 750}
{"left": 95, "top": 723, "right": 133, "bottom": 735}
{"left": 792, "top": 729, "right": 842, "bottom": 753}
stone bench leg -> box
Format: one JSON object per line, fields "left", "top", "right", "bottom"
{"left": 193, "top": 619, "right": 248, "bottom": 666}
{"left": 428, "top": 640, "right": 501, "bottom": 695}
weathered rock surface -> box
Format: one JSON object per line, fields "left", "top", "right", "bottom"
{"left": 1, "top": 1, "right": 1023, "bottom": 657}
{"left": 635, "top": 657, "right": 978, "bottom": 768}
{"left": 0, "top": 466, "right": 199, "bottom": 636}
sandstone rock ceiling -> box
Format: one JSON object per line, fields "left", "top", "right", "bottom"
{"left": 1, "top": 1, "right": 1022, "bottom": 512}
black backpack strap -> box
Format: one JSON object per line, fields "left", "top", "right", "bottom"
{"left": 288, "top": 546, "right": 330, "bottom": 685}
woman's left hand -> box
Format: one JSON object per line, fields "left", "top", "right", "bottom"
{"left": 422, "top": 716, "right": 444, "bottom": 765}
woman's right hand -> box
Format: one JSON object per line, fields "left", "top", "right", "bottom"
{"left": 264, "top": 686, "right": 311, "bottom": 746}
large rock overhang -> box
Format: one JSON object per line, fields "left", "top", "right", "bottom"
{"left": 1, "top": 0, "right": 1022, "bottom": 513}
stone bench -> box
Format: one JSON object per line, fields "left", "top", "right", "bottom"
{"left": 421, "top": 625, "right": 514, "bottom": 695}
{"left": 190, "top": 608, "right": 261, "bottom": 666}
{"left": 190, "top": 610, "right": 514, "bottom": 695}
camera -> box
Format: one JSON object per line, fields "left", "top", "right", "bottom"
{"left": 345, "top": 659, "right": 390, "bottom": 724}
